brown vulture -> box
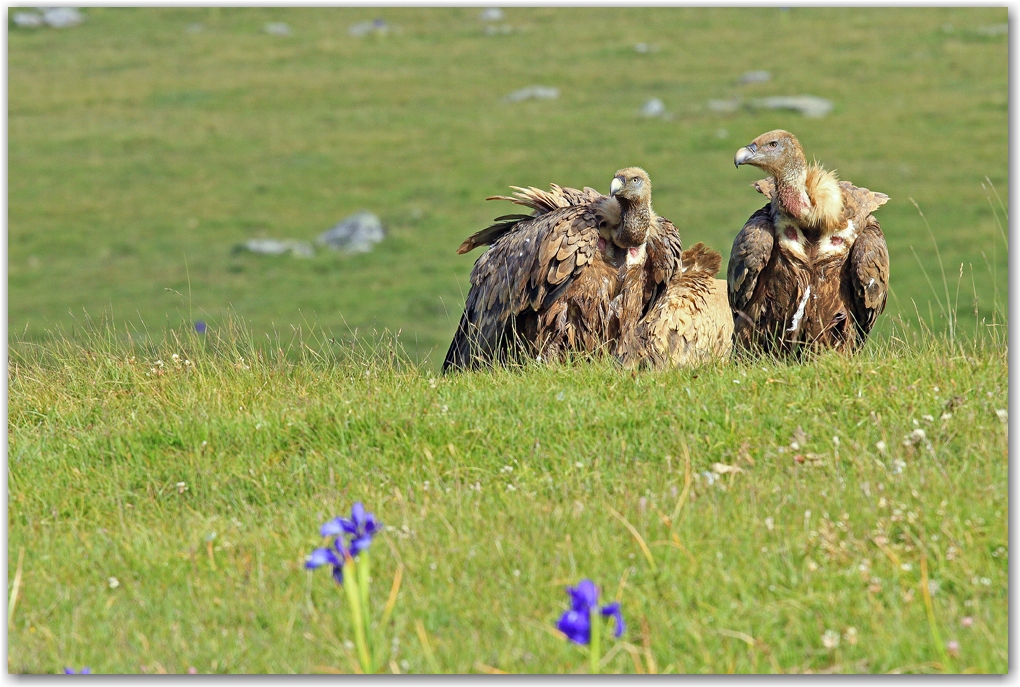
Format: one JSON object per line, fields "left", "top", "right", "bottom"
{"left": 616, "top": 243, "right": 733, "bottom": 369}
{"left": 443, "top": 168, "right": 678, "bottom": 371}
{"left": 728, "top": 129, "right": 890, "bottom": 356}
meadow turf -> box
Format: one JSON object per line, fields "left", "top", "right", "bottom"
{"left": 7, "top": 7, "right": 1008, "bottom": 361}
{"left": 7, "top": 326, "right": 1008, "bottom": 673}
{"left": 7, "top": 7, "right": 1009, "bottom": 675}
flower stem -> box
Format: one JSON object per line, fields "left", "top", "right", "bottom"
{"left": 589, "top": 606, "right": 601, "bottom": 674}
{"left": 342, "top": 556, "right": 372, "bottom": 673}
{"left": 358, "top": 551, "right": 373, "bottom": 671}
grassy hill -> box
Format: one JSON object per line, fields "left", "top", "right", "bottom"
{"left": 7, "top": 7, "right": 1008, "bottom": 363}
{"left": 7, "top": 325, "right": 1008, "bottom": 673}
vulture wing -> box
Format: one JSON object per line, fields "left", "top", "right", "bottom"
{"left": 845, "top": 217, "right": 889, "bottom": 342}
{"left": 443, "top": 202, "right": 603, "bottom": 371}
{"left": 727, "top": 206, "right": 775, "bottom": 316}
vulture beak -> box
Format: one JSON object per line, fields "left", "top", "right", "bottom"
{"left": 734, "top": 143, "right": 757, "bottom": 168}
{"left": 610, "top": 176, "right": 625, "bottom": 197}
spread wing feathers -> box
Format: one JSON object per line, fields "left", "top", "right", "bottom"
{"left": 618, "top": 245, "right": 732, "bottom": 369}
{"left": 458, "top": 185, "right": 605, "bottom": 254}
{"left": 727, "top": 206, "right": 774, "bottom": 315}
{"left": 845, "top": 218, "right": 890, "bottom": 339}
{"left": 839, "top": 181, "right": 890, "bottom": 218}
{"left": 457, "top": 214, "right": 534, "bottom": 254}
{"left": 443, "top": 204, "right": 600, "bottom": 370}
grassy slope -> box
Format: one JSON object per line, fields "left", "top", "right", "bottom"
{"left": 7, "top": 7, "right": 1008, "bottom": 362}
{"left": 8, "top": 329, "right": 1008, "bottom": 673}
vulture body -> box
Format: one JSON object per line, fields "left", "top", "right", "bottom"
{"left": 443, "top": 168, "right": 691, "bottom": 371}
{"left": 617, "top": 243, "right": 733, "bottom": 369}
{"left": 729, "top": 130, "right": 890, "bottom": 356}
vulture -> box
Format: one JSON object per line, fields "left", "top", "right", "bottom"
{"left": 616, "top": 242, "right": 733, "bottom": 369}
{"left": 443, "top": 168, "right": 681, "bottom": 371}
{"left": 728, "top": 129, "right": 890, "bottom": 356}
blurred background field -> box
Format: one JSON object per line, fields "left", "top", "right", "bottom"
{"left": 7, "top": 7, "right": 1008, "bottom": 363}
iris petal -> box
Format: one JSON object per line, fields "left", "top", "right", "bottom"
{"left": 568, "top": 579, "right": 599, "bottom": 613}
{"left": 556, "top": 610, "right": 591, "bottom": 645}
{"left": 305, "top": 547, "right": 340, "bottom": 569}
{"left": 331, "top": 565, "right": 345, "bottom": 586}
{"left": 601, "top": 602, "right": 625, "bottom": 638}
{"left": 320, "top": 518, "right": 345, "bottom": 537}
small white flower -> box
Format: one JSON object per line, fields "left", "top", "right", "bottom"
{"left": 941, "top": 412, "right": 952, "bottom": 420}
{"left": 843, "top": 627, "right": 858, "bottom": 645}
{"left": 108, "top": 577, "right": 120, "bottom": 589}
{"left": 574, "top": 461, "right": 583, "bottom": 469}
{"left": 876, "top": 440, "right": 887, "bottom": 454}
{"left": 900, "top": 562, "right": 913, "bottom": 571}
{"left": 922, "top": 414, "right": 934, "bottom": 422}
{"left": 176, "top": 482, "right": 187, "bottom": 494}
{"left": 822, "top": 629, "right": 840, "bottom": 649}
{"left": 892, "top": 459, "right": 907, "bottom": 474}
{"left": 764, "top": 517, "right": 775, "bottom": 531}
{"left": 832, "top": 435, "right": 840, "bottom": 446}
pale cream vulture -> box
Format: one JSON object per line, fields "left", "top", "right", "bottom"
{"left": 729, "top": 129, "right": 890, "bottom": 356}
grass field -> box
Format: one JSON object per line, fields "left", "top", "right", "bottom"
{"left": 7, "top": 7, "right": 1008, "bottom": 361}
{"left": 7, "top": 325, "right": 1008, "bottom": 673}
{"left": 7, "top": 7, "right": 1009, "bottom": 675}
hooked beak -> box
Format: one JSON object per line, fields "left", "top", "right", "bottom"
{"left": 610, "top": 176, "right": 625, "bottom": 197}
{"left": 734, "top": 142, "right": 757, "bottom": 168}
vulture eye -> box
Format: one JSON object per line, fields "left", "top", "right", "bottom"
{"left": 769, "top": 141, "right": 778, "bottom": 148}
{"left": 632, "top": 177, "right": 639, "bottom": 183}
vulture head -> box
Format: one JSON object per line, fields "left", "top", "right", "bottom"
{"left": 733, "top": 130, "right": 805, "bottom": 178}
{"left": 609, "top": 167, "right": 653, "bottom": 265}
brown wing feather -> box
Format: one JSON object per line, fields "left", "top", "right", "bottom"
{"left": 727, "top": 206, "right": 775, "bottom": 315}
{"left": 444, "top": 203, "right": 599, "bottom": 371}
{"left": 845, "top": 217, "right": 889, "bottom": 343}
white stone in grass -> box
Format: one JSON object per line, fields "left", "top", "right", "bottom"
{"left": 752, "top": 95, "right": 833, "bottom": 118}
{"left": 43, "top": 8, "right": 83, "bottom": 28}
{"left": 108, "top": 577, "right": 120, "bottom": 589}
{"left": 479, "top": 8, "right": 504, "bottom": 21}
{"left": 12, "top": 12, "right": 45, "bottom": 28}
{"left": 237, "top": 238, "right": 315, "bottom": 258}
{"left": 264, "top": 22, "right": 291, "bottom": 36}
{"left": 503, "top": 86, "right": 559, "bottom": 103}
{"left": 318, "top": 211, "right": 386, "bottom": 254}
{"left": 740, "top": 70, "right": 771, "bottom": 84}
{"left": 640, "top": 97, "right": 667, "bottom": 118}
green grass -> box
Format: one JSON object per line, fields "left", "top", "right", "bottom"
{"left": 7, "top": 7, "right": 1008, "bottom": 362}
{"left": 8, "top": 323, "right": 1008, "bottom": 673}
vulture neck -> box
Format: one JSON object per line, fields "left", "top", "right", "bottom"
{"left": 619, "top": 197, "right": 655, "bottom": 239}
{"left": 772, "top": 154, "right": 845, "bottom": 231}
{"left": 772, "top": 157, "right": 810, "bottom": 221}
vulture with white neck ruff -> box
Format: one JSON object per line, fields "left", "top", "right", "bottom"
{"left": 729, "top": 130, "right": 890, "bottom": 355}
{"left": 443, "top": 167, "right": 674, "bottom": 371}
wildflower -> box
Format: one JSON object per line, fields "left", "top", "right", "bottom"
{"left": 822, "top": 629, "right": 840, "bottom": 650}
{"left": 946, "top": 640, "right": 960, "bottom": 658}
{"left": 320, "top": 502, "right": 380, "bottom": 556}
{"left": 195, "top": 321, "right": 207, "bottom": 334}
{"left": 108, "top": 577, "right": 119, "bottom": 589}
{"left": 63, "top": 668, "right": 91, "bottom": 674}
{"left": 305, "top": 536, "right": 351, "bottom": 586}
{"left": 556, "top": 579, "right": 625, "bottom": 645}
{"left": 961, "top": 616, "right": 974, "bottom": 628}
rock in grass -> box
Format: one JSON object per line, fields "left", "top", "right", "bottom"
{"left": 235, "top": 239, "right": 315, "bottom": 258}
{"left": 349, "top": 19, "right": 389, "bottom": 37}
{"left": 479, "top": 8, "right": 504, "bottom": 22}
{"left": 740, "top": 70, "right": 771, "bottom": 84}
{"left": 503, "top": 86, "right": 559, "bottom": 103}
{"left": 264, "top": 22, "right": 292, "bottom": 36}
{"left": 43, "top": 8, "right": 83, "bottom": 28}
{"left": 640, "top": 97, "right": 667, "bottom": 118}
{"left": 752, "top": 95, "right": 833, "bottom": 118}
{"left": 12, "top": 12, "right": 45, "bottom": 28}
{"left": 317, "top": 211, "right": 386, "bottom": 254}
{"left": 708, "top": 97, "right": 742, "bottom": 113}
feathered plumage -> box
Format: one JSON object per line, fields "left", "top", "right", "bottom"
{"left": 617, "top": 243, "right": 733, "bottom": 369}
{"left": 729, "top": 130, "right": 890, "bottom": 355}
{"left": 445, "top": 168, "right": 715, "bottom": 371}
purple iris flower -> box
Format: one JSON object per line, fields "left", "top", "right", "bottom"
{"left": 305, "top": 537, "right": 350, "bottom": 586}
{"left": 63, "top": 668, "right": 91, "bottom": 674}
{"left": 194, "top": 321, "right": 207, "bottom": 334}
{"left": 556, "top": 579, "right": 625, "bottom": 645}
{"left": 321, "top": 502, "right": 379, "bottom": 556}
